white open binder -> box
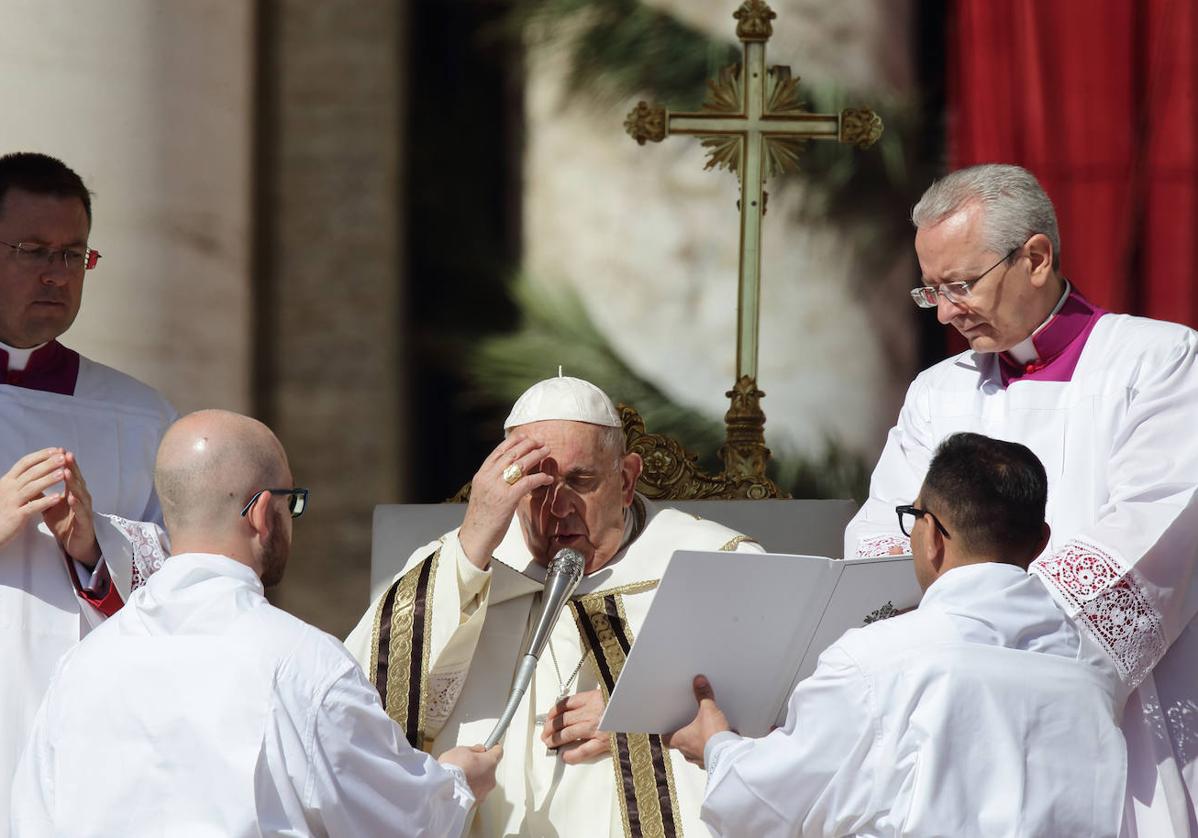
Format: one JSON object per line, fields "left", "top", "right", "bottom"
{"left": 598, "top": 550, "right": 922, "bottom": 738}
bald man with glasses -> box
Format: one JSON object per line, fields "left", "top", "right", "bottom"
{"left": 14, "top": 410, "right": 501, "bottom": 837}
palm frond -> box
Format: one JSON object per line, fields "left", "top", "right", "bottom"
{"left": 468, "top": 274, "right": 868, "bottom": 499}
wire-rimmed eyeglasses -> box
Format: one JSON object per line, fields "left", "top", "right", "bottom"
{"left": 895, "top": 504, "right": 950, "bottom": 538}
{"left": 241, "top": 487, "right": 309, "bottom": 519}
{"left": 909, "top": 245, "right": 1021, "bottom": 309}
{"left": 0, "top": 240, "right": 101, "bottom": 271}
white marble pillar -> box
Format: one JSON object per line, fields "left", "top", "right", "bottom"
{"left": 0, "top": 1, "right": 254, "bottom": 413}
{"left": 257, "top": 0, "right": 406, "bottom": 637}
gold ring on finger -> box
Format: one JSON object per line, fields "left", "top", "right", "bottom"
{"left": 502, "top": 463, "right": 523, "bottom": 485}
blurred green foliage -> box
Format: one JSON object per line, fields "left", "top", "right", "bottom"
{"left": 471, "top": 274, "right": 870, "bottom": 500}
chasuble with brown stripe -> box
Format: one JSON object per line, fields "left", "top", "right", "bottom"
{"left": 347, "top": 497, "right": 763, "bottom": 838}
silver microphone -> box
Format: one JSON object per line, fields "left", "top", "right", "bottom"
{"left": 483, "top": 547, "right": 585, "bottom": 748}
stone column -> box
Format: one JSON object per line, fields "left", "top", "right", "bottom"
{"left": 0, "top": 1, "right": 254, "bottom": 413}
{"left": 257, "top": 0, "right": 406, "bottom": 636}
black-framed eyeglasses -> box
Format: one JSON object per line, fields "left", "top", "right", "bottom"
{"left": 909, "top": 244, "right": 1022, "bottom": 309}
{"left": 895, "top": 504, "right": 950, "bottom": 538}
{"left": 0, "top": 240, "right": 101, "bottom": 271}
{"left": 240, "top": 487, "right": 309, "bottom": 519}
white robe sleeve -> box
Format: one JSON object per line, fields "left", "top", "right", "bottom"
{"left": 305, "top": 666, "right": 474, "bottom": 838}
{"left": 1032, "top": 330, "right": 1198, "bottom": 686}
{"left": 345, "top": 530, "right": 492, "bottom": 742}
{"left": 700, "top": 644, "right": 877, "bottom": 838}
{"left": 843, "top": 376, "right": 935, "bottom": 559}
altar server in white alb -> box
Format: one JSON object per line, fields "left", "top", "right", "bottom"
{"left": 669, "top": 433, "right": 1127, "bottom": 837}
{"left": 12, "top": 410, "right": 501, "bottom": 837}
{"left": 0, "top": 152, "right": 176, "bottom": 835}
{"left": 844, "top": 163, "right": 1198, "bottom": 835}
{"left": 346, "top": 375, "right": 763, "bottom": 838}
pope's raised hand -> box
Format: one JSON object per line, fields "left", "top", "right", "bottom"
{"left": 42, "top": 451, "right": 100, "bottom": 568}
{"left": 0, "top": 448, "right": 70, "bottom": 553}
{"left": 458, "top": 434, "right": 553, "bottom": 570}
{"left": 541, "top": 689, "right": 611, "bottom": 764}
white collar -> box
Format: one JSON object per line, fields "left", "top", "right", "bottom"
{"left": 1007, "top": 280, "right": 1071, "bottom": 364}
{"left": 0, "top": 339, "right": 48, "bottom": 372}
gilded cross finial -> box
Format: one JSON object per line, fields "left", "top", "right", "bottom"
{"left": 625, "top": 101, "right": 667, "bottom": 145}
{"left": 839, "top": 107, "right": 884, "bottom": 149}
{"left": 733, "top": 0, "right": 776, "bottom": 42}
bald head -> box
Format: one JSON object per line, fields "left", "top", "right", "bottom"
{"left": 155, "top": 410, "right": 291, "bottom": 540}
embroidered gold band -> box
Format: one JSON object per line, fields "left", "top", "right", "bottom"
{"left": 581, "top": 579, "right": 659, "bottom": 601}
{"left": 369, "top": 548, "right": 440, "bottom": 749}
{"left": 719, "top": 535, "right": 756, "bottom": 551}
{"left": 572, "top": 594, "right": 683, "bottom": 838}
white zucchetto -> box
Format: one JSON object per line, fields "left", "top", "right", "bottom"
{"left": 503, "top": 375, "right": 621, "bottom": 429}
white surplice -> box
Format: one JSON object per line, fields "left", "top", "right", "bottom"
{"left": 0, "top": 357, "right": 175, "bottom": 836}
{"left": 700, "top": 563, "right": 1127, "bottom": 838}
{"left": 345, "top": 498, "right": 763, "bottom": 838}
{"left": 845, "top": 312, "right": 1198, "bottom": 835}
{"left": 12, "top": 552, "right": 474, "bottom": 838}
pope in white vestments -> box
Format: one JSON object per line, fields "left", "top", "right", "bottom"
{"left": 0, "top": 154, "right": 175, "bottom": 835}
{"left": 12, "top": 410, "right": 496, "bottom": 837}
{"left": 671, "top": 433, "right": 1127, "bottom": 837}
{"left": 346, "top": 376, "right": 763, "bottom": 838}
{"left": 845, "top": 164, "right": 1198, "bottom": 835}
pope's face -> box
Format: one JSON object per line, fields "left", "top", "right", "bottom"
{"left": 914, "top": 201, "right": 1043, "bottom": 354}
{"left": 515, "top": 420, "right": 641, "bottom": 574}
{"left": 0, "top": 189, "right": 90, "bottom": 348}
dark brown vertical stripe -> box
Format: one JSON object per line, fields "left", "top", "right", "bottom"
{"left": 572, "top": 601, "right": 615, "bottom": 689}
{"left": 404, "top": 557, "right": 435, "bottom": 747}
{"left": 649, "top": 734, "right": 678, "bottom": 836}
{"left": 608, "top": 601, "right": 677, "bottom": 837}
{"left": 604, "top": 595, "right": 632, "bottom": 655}
{"left": 617, "top": 732, "right": 644, "bottom": 836}
{"left": 373, "top": 580, "right": 401, "bottom": 702}
{"left": 575, "top": 601, "right": 643, "bottom": 835}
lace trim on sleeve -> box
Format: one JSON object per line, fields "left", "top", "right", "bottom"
{"left": 854, "top": 534, "right": 911, "bottom": 558}
{"left": 108, "top": 515, "right": 168, "bottom": 591}
{"left": 1032, "top": 538, "right": 1166, "bottom": 687}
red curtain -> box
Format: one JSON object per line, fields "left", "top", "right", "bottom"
{"left": 948, "top": 0, "right": 1198, "bottom": 327}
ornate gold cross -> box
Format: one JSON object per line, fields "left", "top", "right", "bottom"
{"left": 625, "top": 0, "right": 882, "bottom": 492}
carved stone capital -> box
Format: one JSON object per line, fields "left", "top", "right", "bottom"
{"left": 733, "top": 0, "right": 776, "bottom": 42}
{"left": 624, "top": 101, "right": 667, "bottom": 145}
{"left": 839, "top": 107, "right": 883, "bottom": 149}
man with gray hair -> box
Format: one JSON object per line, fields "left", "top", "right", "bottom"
{"left": 346, "top": 375, "right": 763, "bottom": 837}
{"left": 846, "top": 163, "right": 1198, "bottom": 836}
{"left": 13, "top": 410, "right": 500, "bottom": 836}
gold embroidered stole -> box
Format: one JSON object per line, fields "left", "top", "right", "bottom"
{"left": 368, "top": 548, "right": 440, "bottom": 749}
{"left": 571, "top": 582, "right": 684, "bottom": 838}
